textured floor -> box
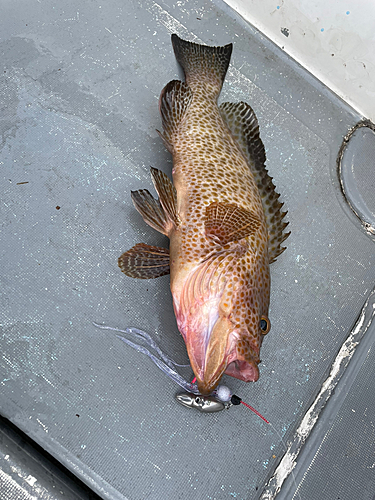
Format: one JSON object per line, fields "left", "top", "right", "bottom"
{"left": 1, "top": 1, "right": 375, "bottom": 499}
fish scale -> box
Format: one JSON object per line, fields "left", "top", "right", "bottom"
{"left": 118, "top": 34, "right": 289, "bottom": 395}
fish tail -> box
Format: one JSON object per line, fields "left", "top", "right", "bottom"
{"left": 171, "top": 34, "right": 232, "bottom": 95}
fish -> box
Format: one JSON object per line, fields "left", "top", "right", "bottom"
{"left": 118, "top": 34, "right": 289, "bottom": 395}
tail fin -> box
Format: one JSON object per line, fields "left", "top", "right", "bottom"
{"left": 171, "top": 34, "right": 232, "bottom": 95}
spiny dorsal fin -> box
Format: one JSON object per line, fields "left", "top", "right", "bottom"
{"left": 118, "top": 243, "right": 170, "bottom": 279}
{"left": 159, "top": 80, "right": 193, "bottom": 145}
{"left": 219, "top": 101, "right": 290, "bottom": 262}
{"left": 171, "top": 34, "right": 232, "bottom": 95}
{"left": 131, "top": 189, "right": 170, "bottom": 236}
{"left": 150, "top": 167, "right": 179, "bottom": 228}
{"left": 205, "top": 201, "right": 261, "bottom": 246}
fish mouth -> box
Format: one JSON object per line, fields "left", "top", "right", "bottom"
{"left": 195, "top": 354, "right": 260, "bottom": 395}
{"left": 224, "top": 358, "right": 259, "bottom": 382}
{"left": 185, "top": 315, "right": 260, "bottom": 394}
{"left": 196, "top": 357, "right": 227, "bottom": 395}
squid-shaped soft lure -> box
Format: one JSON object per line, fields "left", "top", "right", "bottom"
{"left": 93, "top": 322, "right": 269, "bottom": 421}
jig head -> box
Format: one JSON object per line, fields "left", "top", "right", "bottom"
{"left": 175, "top": 392, "right": 231, "bottom": 413}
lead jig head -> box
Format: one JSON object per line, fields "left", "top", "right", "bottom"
{"left": 176, "top": 392, "right": 229, "bottom": 413}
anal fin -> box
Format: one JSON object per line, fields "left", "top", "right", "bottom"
{"left": 118, "top": 243, "right": 170, "bottom": 279}
{"left": 205, "top": 202, "right": 261, "bottom": 245}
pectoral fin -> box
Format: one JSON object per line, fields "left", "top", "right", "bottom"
{"left": 205, "top": 201, "right": 261, "bottom": 245}
{"left": 118, "top": 243, "right": 170, "bottom": 279}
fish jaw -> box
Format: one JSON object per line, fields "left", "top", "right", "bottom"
{"left": 180, "top": 315, "right": 261, "bottom": 394}
{"left": 189, "top": 314, "right": 233, "bottom": 395}
{"left": 200, "top": 324, "right": 261, "bottom": 393}
{"left": 175, "top": 294, "right": 261, "bottom": 394}
{"left": 173, "top": 293, "right": 223, "bottom": 395}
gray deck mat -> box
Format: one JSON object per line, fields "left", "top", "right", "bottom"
{"left": 275, "top": 290, "right": 375, "bottom": 500}
{"left": 0, "top": 415, "right": 102, "bottom": 500}
{"left": 1, "top": 1, "right": 374, "bottom": 499}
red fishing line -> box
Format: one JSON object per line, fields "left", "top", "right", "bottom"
{"left": 190, "top": 376, "right": 268, "bottom": 423}
{"left": 240, "top": 400, "right": 270, "bottom": 424}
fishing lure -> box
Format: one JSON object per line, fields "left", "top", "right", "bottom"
{"left": 93, "top": 322, "right": 269, "bottom": 422}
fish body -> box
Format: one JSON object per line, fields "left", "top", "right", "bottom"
{"left": 119, "top": 35, "right": 289, "bottom": 395}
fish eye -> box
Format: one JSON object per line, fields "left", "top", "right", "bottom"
{"left": 260, "top": 316, "right": 271, "bottom": 334}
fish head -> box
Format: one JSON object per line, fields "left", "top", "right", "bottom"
{"left": 193, "top": 315, "right": 270, "bottom": 395}
{"left": 173, "top": 258, "right": 271, "bottom": 395}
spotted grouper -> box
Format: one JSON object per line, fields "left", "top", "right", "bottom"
{"left": 118, "top": 34, "right": 289, "bottom": 395}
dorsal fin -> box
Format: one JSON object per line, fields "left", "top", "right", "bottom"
{"left": 219, "top": 101, "right": 290, "bottom": 262}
